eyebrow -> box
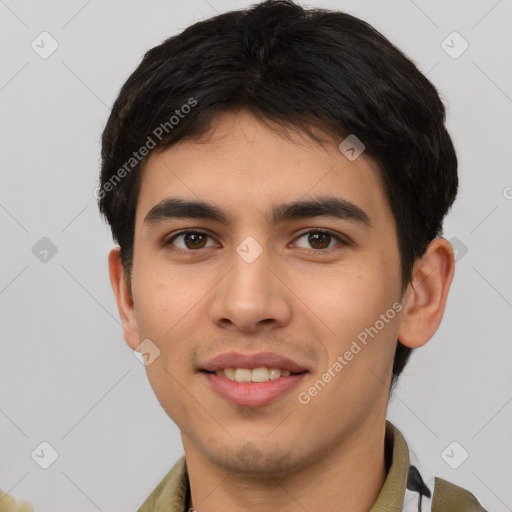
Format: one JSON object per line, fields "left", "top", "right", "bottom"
{"left": 143, "top": 196, "right": 372, "bottom": 229}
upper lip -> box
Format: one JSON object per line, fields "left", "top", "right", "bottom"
{"left": 200, "top": 351, "right": 309, "bottom": 373}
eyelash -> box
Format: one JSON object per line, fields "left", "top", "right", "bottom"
{"left": 163, "top": 228, "right": 348, "bottom": 256}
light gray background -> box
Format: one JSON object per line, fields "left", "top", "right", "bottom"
{"left": 1, "top": 0, "right": 511, "bottom": 510}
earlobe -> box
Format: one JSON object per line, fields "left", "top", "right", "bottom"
{"left": 397, "top": 238, "right": 455, "bottom": 349}
{"left": 108, "top": 247, "right": 140, "bottom": 350}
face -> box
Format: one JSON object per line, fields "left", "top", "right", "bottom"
{"left": 125, "top": 110, "right": 406, "bottom": 476}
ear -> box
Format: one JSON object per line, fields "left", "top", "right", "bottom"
{"left": 397, "top": 237, "right": 455, "bottom": 349}
{"left": 108, "top": 247, "right": 140, "bottom": 350}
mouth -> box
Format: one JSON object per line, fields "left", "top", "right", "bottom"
{"left": 202, "top": 367, "right": 306, "bottom": 382}
{"left": 199, "top": 351, "right": 311, "bottom": 407}
{"left": 200, "top": 367, "right": 309, "bottom": 407}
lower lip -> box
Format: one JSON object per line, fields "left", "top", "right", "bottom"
{"left": 202, "top": 371, "right": 308, "bottom": 407}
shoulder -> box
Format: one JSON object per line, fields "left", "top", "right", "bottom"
{"left": 391, "top": 421, "right": 489, "bottom": 512}
{"left": 431, "top": 477, "right": 489, "bottom": 512}
{"left": 137, "top": 456, "right": 189, "bottom": 511}
{"left": 403, "top": 475, "right": 489, "bottom": 512}
{"left": 0, "top": 490, "right": 34, "bottom": 512}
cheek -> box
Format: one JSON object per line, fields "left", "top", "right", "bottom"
{"left": 298, "top": 259, "right": 395, "bottom": 326}
{"left": 132, "top": 264, "right": 213, "bottom": 389}
{"left": 133, "top": 260, "right": 201, "bottom": 338}
{"left": 295, "top": 257, "right": 401, "bottom": 379}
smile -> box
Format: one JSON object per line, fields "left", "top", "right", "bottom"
{"left": 212, "top": 367, "right": 297, "bottom": 382}
{"left": 202, "top": 369, "right": 308, "bottom": 407}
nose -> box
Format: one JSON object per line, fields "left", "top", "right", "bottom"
{"left": 209, "top": 244, "right": 293, "bottom": 334}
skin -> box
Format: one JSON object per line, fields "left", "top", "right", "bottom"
{"left": 109, "top": 110, "right": 455, "bottom": 512}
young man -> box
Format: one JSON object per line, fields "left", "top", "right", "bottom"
{"left": 98, "top": 1, "right": 488, "bottom": 510}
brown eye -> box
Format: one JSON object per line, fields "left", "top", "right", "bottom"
{"left": 307, "top": 232, "right": 331, "bottom": 249}
{"left": 294, "top": 229, "right": 346, "bottom": 252}
{"left": 182, "top": 232, "right": 208, "bottom": 249}
{"left": 166, "top": 231, "right": 215, "bottom": 251}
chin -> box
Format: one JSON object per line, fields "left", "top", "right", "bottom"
{"left": 200, "top": 442, "right": 308, "bottom": 479}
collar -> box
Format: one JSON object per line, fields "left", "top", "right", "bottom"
{"left": 370, "top": 420, "right": 410, "bottom": 511}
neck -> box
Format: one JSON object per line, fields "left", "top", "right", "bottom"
{"left": 183, "top": 417, "right": 389, "bottom": 512}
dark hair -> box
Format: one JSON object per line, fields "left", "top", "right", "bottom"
{"left": 98, "top": 0, "right": 458, "bottom": 391}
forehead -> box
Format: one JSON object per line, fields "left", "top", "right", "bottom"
{"left": 135, "top": 110, "right": 392, "bottom": 230}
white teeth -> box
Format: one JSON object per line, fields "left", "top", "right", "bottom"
{"left": 235, "top": 368, "right": 252, "bottom": 382}
{"left": 224, "top": 368, "right": 236, "bottom": 380}
{"left": 251, "top": 367, "right": 269, "bottom": 382}
{"left": 214, "top": 367, "right": 293, "bottom": 382}
{"left": 269, "top": 368, "right": 281, "bottom": 380}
